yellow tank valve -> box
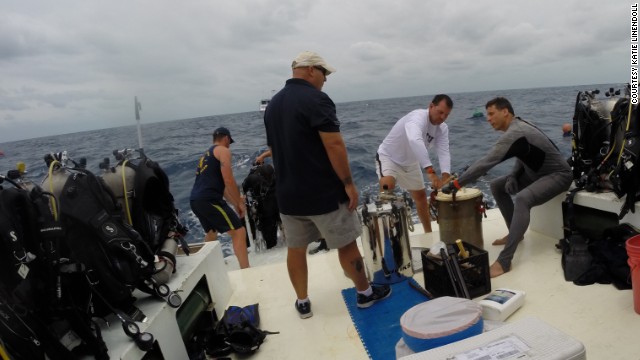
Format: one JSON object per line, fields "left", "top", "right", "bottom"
{"left": 456, "top": 239, "right": 469, "bottom": 258}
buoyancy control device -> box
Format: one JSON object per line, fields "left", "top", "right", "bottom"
{"left": 99, "top": 148, "right": 189, "bottom": 284}
{"left": 36, "top": 151, "right": 184, "bottom": 354}
{"left": 568, "top": 85, "right": 639, "bottom": 218}
{"left": 608, "top": 96, "right": 640, "bottom": 218}
{"left": 242, "top": 163, "right": 281, "bottom": 250}
{"left": 0, "top": 172, "right": 111, "bottom": 359}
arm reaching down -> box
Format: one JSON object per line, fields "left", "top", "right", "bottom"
{"left": 216, "top": 145, "right": 246, "bottom": 218}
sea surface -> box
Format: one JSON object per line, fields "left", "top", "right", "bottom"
{"left": 0, "top": 83, "right": 625, "bottom": 250}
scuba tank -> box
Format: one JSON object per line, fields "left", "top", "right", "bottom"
{"left": 99, "top": 151, "right": 183, "bottom": 285}
{"left": 100, "top": 156, "right": 137, "bottom": 212}
{"left": 570, "top": 88, "right": 619, "bottom": 190}
{"left": 151, "top": 231, "right": 179, "bottom": 284}
{"left": 40, "top": 152, "right": 88, "bottom": 220}
{"left": 5, "top": 162, "right": 36, "bottom": 191}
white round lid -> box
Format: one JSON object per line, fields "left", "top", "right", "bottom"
{"left": 435, "top": 187, "right": 482, "bottom": 202}
{"left": 400, "top": 296, "right": 482, "bottom": 339}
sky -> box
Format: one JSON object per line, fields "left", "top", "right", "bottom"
{"left": 0, "top": 0, "right": 632, "bottom": 143}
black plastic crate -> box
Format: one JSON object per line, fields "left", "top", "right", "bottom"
{"left": 421, "top": 241, "right": 491, "bottom": 299}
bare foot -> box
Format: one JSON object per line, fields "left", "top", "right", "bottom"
{"left": 489, "top": 261, "right": 506, "bottom": 278}
{"left": 492, "top": 235, "right": 524, "bottom": 246}
{"left": 492, "top": 235, "right": 508, "bottom": 245}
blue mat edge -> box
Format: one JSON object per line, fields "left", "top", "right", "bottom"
{"left": 341, "top": 278, "right": 430, "bottom": 360}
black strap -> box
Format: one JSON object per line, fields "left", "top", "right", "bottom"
{"left": 0, "top": 189, "right": 31, "bottom": 270}
{"left": 564, "top": 188, "right": 582, "bottom": 234}
{"left": 64, "top": 304, "right": 109, "bottom": 360}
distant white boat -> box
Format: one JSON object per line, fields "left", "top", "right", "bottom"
{"left": 259, "top": 98, "right": 270, "bottom": 112}
{"left": 259, "top": 90, "right": 276, "bottom": 112}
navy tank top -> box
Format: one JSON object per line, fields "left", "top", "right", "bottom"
{"left": 190, "top": 145, "right": 225, "bottom": 202}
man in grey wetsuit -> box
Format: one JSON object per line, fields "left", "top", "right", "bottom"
{"left": 441, "top": 97, "right": 572, "bottom": 278}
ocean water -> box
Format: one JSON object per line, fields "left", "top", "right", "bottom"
{"left": 0, "top": 83, "right": 625, "bottom": 247}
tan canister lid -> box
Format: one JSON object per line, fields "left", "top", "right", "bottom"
{"left": 435, "top": 187, "right": 482, "bottom": 202}
{"left": 400, "top": 296, "right": 482, "bottom": 338}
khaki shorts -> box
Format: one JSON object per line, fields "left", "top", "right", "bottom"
{"left": 280, "top": 202, "right": 362, "bottom": 249}
{"left": 375, "top": 153, "right": 425, "bottom": 191}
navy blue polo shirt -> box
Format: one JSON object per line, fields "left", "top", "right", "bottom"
{"left": 264, "top": 78, "right": 348, "bottom": 216}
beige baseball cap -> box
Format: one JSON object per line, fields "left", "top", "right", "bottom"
{"left": 291, "top": 51, "right": 336, "bottom": 75}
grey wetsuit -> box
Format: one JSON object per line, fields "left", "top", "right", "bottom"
{"left": 457, "top": 117, "right": 572, "bottom": 270}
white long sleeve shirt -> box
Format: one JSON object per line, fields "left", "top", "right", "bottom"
{"left": 377, "top": 109, "right": 451, "bottom": 173}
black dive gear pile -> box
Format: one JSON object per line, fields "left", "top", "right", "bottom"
{"left": 0, "top": 149, "right": 188, "bottom": 359}
{"left": 99, "top": 149, "right": 189, "bottom": 283}
{"left": 242, "top": 163, "right": 281, "bottom": 250}
{"left": 568, "top": 85, "right": 639, "bottom": 219}
{"left": 204, "top": 303, "right": 278, "bottom": 357}
{"left": 559, "top": 188, "right": 637, "bottom": 288}
{"left": 0, "top": 174, "right": 111, "bottom": 359}
{"left": 562, "top": 87, "right": 640, "bottom": 288}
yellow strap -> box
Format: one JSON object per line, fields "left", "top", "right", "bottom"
{"left": 0, "top": 340, "right": 10, "bottom": 360}
{"left": 615, "top": 101, "right": 634, "bottom": 166}
{"left": 600, "top": 137, "right": 617, "bottom": 166}
{"left": 212, "top": 204, "right": 236, "bottom": 230}
{"left": 122, "top": 160, "right": 133, "bottom": 225}
{"left": 47, "top": 160, "right": 60, "bottom": 221}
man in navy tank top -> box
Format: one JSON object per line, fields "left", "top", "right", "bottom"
{"left": 190, "top": 127, "right": 250, "bottom": 269}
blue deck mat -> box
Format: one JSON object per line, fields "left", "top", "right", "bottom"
{"left": 341, "top": 278, "right": 430, "bottom": 360}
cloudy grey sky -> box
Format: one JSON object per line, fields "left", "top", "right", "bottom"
{"left": 0, "top": 0, "right": 631, "bottom": 142}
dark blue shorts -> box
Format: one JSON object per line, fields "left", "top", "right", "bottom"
{"left": 190, "top": 199, "right": 244, "bottom": 234}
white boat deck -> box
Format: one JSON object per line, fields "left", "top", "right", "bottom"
{"left": 98, "top": 190, "right": 640, "bottom": 359}
{"left": 223, "top": 192, "right": 640, "bottom": 360}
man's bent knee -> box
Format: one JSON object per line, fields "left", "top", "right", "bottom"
{"left": 337, "top": 240, "right": 359, "bottom": 252}
{"left": 204, "top": 230, "right": 218, "bottom": 242}
{"left": 379, "top": 176, "right": 396, "bottom": 191}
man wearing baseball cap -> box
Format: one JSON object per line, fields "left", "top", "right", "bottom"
{"left": 264, "top": 51, "right": 391, "bottom": 319}
{"left": 190, "top": 126, "right": 249, "bottom": 268}
{"left": 213, "top": 127, "right": 234, "bottom": 143}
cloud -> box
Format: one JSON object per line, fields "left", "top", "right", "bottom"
{"left": 0, "top": 0, "right": 632, "bottom": 142}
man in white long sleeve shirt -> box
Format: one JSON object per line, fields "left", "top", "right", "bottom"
{"left": 376, "top": 94, "right": 453, "bottom": 232}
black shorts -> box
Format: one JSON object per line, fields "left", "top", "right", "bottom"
{"left": 190, "top": 199, "right": 244, "bottom": 234}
